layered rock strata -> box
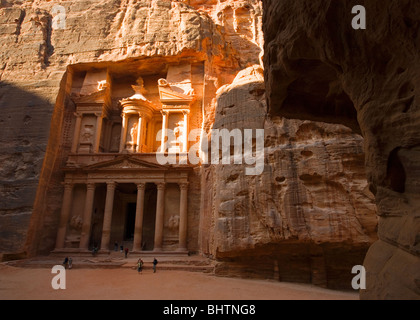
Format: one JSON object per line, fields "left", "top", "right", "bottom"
{"left": 263, "top": 0, "right": 420, "bottom": 298}
{"left": 0, "top": 0, "right": 381, "bottom": 292}
{"left": 201, "top": 66, "right": 377, "bottom": 289}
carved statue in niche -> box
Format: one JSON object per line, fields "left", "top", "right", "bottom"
{"left": 175, "top": 120, "right": 184, "bottom": 148}
{"left": 70, "top": 215, "right": 83, "bottom": 231}
{"left": 168, "top": 120, "right": 185, "bottom": 153}
{"left": 81, "top": 125, "right": 94, "bottom": 143}
{"left": 174, "top": 120, "right": 184, "bottom": 141}
{"left": 168, "top": 215, "right": 180, "bottom": 230}
{"left": 130, "top": 122, "right": 138, "bottom": 144}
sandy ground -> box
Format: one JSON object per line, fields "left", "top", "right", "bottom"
{"left": 0, "top": 264, "right": 358, "bottom": 300}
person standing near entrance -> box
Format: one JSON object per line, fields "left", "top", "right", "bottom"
{"left": 153, "top": 258, "right": 158, "bottom": 273}
{"left": 137, "top": 258, "right": 144, "bottom": 274}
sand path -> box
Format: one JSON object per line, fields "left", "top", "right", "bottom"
{"left": 0, "top": 264, "right": 358, "bottom": 300}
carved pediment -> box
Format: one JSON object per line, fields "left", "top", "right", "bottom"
{"left": 72, "top": 90, "right": 106, "bottom": 104}
{"left": 83, "top": 156, "right": 166, "bottom": 171}
{"left": 158, "top": 79, "right": 195, "bottom": 104}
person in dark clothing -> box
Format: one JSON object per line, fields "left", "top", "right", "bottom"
{"left": 137, "top": 258, "right": 144, "bottom": 274}
{"left": 124, "top": 248, "right": 129, "bottom": 258}
{"left": 153, "top": 258, "right": 158, "bottom": 273}
{"left": 62, "top": 257, "right": 69, "bottom": 268}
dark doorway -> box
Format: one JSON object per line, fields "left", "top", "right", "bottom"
{"left": 142, "top": 183, "right": 157, "bottom": 251}
{"left": 124, "top": 202, "right": 136, "bottom": 241}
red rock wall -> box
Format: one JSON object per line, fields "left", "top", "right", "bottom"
{"left": 202, "top": 66, "right": 377, "bottom": 289}
{"left": 0, "top": 0, "right": 263, "bottom": 256}
{"left": 263, "top": 0, "right": 420, "bottom": 299}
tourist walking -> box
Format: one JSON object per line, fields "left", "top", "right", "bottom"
{"left": 68, "top": 257, "right": 73, "bottom": 269}
{"left": 153, "top": 258, "right": 158, "bottom": 273}
{"left": 137, "top": 258, "right": 144, "bottom": 274}
{"left": 62, "top": 257, "right": 69, "bottom": 268}
{"left": 124, "top": 247, "right": 129, "bottom": 258}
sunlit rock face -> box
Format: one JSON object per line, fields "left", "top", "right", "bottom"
{"left": 201, "top": 65, "right": 377, "bottom": 290}
{"left": 0, "top": 0, "right": 380, "bottom": 291}
{"left": 263, "top": 0, "right": 420, "bottom": 298}
{"left": 0, "top": 0, "right": 263, "bottom": 256}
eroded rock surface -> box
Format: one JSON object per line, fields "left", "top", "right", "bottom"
{"left": 0, "top": 0, "right": 381, "bottom": 292}
{"left": 263, "top": 0, "right": 420, "bottom": 298}
{"left": 0, "top": 0, "right": 263, "bottom": 256}
{"left": 201, "top": 66, "right": 377, "bottom": 289}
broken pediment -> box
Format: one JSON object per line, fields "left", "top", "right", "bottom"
{"left": 158, "top": 78, "right": 195, "bottom": 105}
{"left": 72, "top": 90, "right": 107, "bottom": 105}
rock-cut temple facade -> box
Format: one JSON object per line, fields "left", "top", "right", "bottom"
{"left": 53, "top": 64, "right": 202, "bottom": 255}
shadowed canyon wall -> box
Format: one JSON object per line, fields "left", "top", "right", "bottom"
{"left": 263, "top": 0, "right": 420, "bottom": 299}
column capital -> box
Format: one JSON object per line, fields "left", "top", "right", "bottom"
{"left": 106, "top": 181, "right": 117, "bottom": 190}
{"left": 156, "top": 182, "right": 165, "bottom": 190}
{"left": 179, "top": 182, "right": 189, "bottom": 190}
{"left": 63, "top": 181, "right": 74, "bottom": 189}
{"left": 137, "top": 182, "right": 146, "bottom": 190}
{"left": 86, "top": 182, "right": 96, "bottom": 190}
{"left": 161, "top": 110, "right": 169, "bottom": 117}
{"left": 182, "top": 110, "right": 190, "bottom": 116}
{"left": 73, "top": 112, "right": 82, "bottom": 118}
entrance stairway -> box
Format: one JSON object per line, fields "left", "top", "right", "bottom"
{"left": 3, "top": 253, "right": 215, "bottom": 274}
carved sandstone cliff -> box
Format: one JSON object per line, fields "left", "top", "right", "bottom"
{"left": 263, "top": 0, "right": 420, "bottom": 298}
{"left": 0, "top": 0, "right": 263, "bottom": 255}
{"left": 201, "top": 66, "right": 377, "bottom": 289}
{"left": 0, "top": 0, "right": 262, "bottom": 254}
{"left": 0, "top": 0, "right": 380, "bottom": 291}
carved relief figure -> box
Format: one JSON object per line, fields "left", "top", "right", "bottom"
{"left": 168, "top": 215, "right": 180, "bottom": 230}
{"left": 174, "top": 120, "right": 184, "bottom": 141}
{"left": 81, "top": 125, "right": 94, "bottom": 143}
{"left": 130, "top": 122, "right": 138, "bottom": 144}
{"left": 69, "top": 215, "right": 83, "bottom": 231}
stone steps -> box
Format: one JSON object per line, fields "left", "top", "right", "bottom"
{"left": 3, "top": 255, "right": 215, "bottom": 274}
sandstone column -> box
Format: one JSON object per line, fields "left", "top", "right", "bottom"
{"left": 178, "top": 182, "right": 188, "bottom": 251}
{"left": 55, "top": 181, "right": 74, "bottom": 250}
{"left": 154, "top": 182, "right": 165, "bottom": 251}
{"left": 132, "top": 183, "right": 146, "bottom": 252}
{"left": 100, "top": 181, "right": 116, "bottom": 251}
{"left": 160, "top": 111, "right": 168, "bottom": 152}
{"left": 136, "top": 114, "right": 143, "bottom": 153}
{"left": 71, "top": 113, "right": 82, "bottom": 153}
{"left": 79, "top": 182, "right": 96, "bottom": 250}
{"left": 94, "top": 113, "right": 103, "bottom": 153}
{"left": 182, "top": 111, "right": 189, "bottom": 153}
{"left": 120, "top": 113, "right": 128, "bottom": 153}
